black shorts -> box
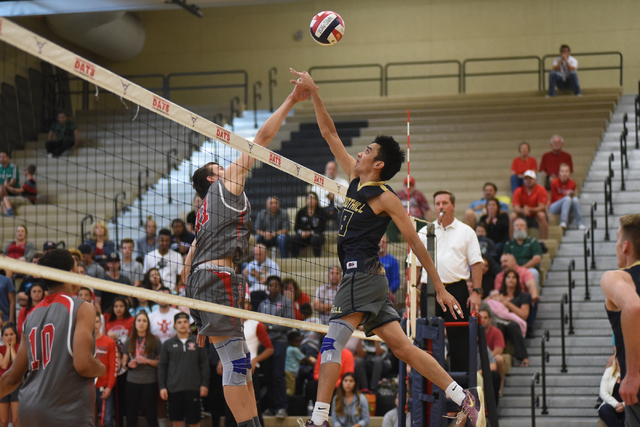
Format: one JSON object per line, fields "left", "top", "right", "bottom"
{"left": 0, "top": 385, "right": 19, "bottom": 403}
{"left": 168, "top": 390, "right": 201, "bottom": 424}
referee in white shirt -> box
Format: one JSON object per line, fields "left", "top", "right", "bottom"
{"left": 416, "top": 190, "right": 484, "bottom": 371}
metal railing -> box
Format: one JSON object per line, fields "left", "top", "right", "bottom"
{"left": 230, "top": 97, "right": 241, "bottom": 131}
{"left": 309, "top": 64, "right": 385, "bottom": 97}
{"left": 590, "top": 202, "right": 597, "bottom": 269}
{"left": 114, "top": 191, "right": 126, "bottom": 246}
{"left": 384, "top": 60, "right": 462, "bottom": 95}
{"left": 540, "top": 330, "right": 550, "bottom": 414}
{"left": 268, "top": 67, "right": 277, "bottom": 113}
{"left": 167, "top": 70, "right": 249, "bottom": 105}
{"left": 620, "top": 117, "right": 629, "bottom": 191}
{"left": 531, "top": 372, "right": 541, "bottom": 427}
{"left": 583, "top": 228, "right": 591, "bottom": 300}
{"left": 604, "top": 153, "right": 614, "bottom": 241}
{"left": 80, "top": 214, "right": 93, "bottom": 243}
{"left": 462, "top": 56, "right": 542, "bottom": 93}
{"left": 166, "top": 148, "right": 178, "bottom": 204}
{"left": 635, "top": 93, "right": 639, "bottom": 149}
{"left": 560, "top": 294, "right": 569, "bottom": 373}
{"left": 567, "top": 260, "right": 576, "bottom": 334}
{"left": 253, "top": 81, "right": 262, "bottom": 129}
{"left": 542, "top": 51, "right": 623, "bottom": 89}
{"left": 138, "top": 169, "right": 149, "bottom": 226}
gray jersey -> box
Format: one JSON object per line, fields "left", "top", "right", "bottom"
{"left": 192, "top": 179, "right": 252, "bottom": 267}
{"left": 20, "top": 293, "right": 95, "bottom": 427}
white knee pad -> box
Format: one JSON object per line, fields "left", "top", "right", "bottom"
{"left": 215, "top": 337, "right": 249, "bottom": 386}
{"left": 320, "top": 319, "right": 355, "bottom": 365}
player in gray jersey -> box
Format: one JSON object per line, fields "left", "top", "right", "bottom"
{"left": 0, "top": 249, "right": 105, "bottom": 426}
{"left": 181, "top": 75, "right": 310, "bottom": 427}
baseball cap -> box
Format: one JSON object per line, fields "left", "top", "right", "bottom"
{"left": 174, "top": 312, "right": 190, "bottom": 324}
{"left": 523, "top": 170, "right": 537, "bottom": 179}
{"left": 43, "top": 241, "right": 57, "bottom": 251}
{"left": 107, "top": 252, "right": 120, "bottom": 262}
{"left": 403, "top": 176, "right": 415, "bottom": 186}
{"left": 77, "top": 244, "right": 92, "bottom": 254}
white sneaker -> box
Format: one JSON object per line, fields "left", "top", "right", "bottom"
{"left": 578, "top": 224, "right": 586, "bottom": 230}
{"left": 559, "top": 222, "right": 567, "bottom": 229}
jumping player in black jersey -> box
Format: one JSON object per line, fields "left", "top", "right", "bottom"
{"left": 601, "top": 214, "right": 640, "bottom": 425}
{"left": 0, "top": 249, "right": 105, "bottom": 426}
{"left": 180, "top": 78, "right": 310, "bottom": 427}
{"left": 291, "top": 70, "right": 485, "bottom": 427}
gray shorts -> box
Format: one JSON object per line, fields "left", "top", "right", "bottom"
{"left": 627, "top": 401, "right": 640, "bottom": 427}
{"left": 330, "top": 270, "right": 400, "bottom": 337}
{"left": 185, "top": 263, "right": 245, "bottom": 337}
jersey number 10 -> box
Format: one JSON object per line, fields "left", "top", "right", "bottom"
{"left": 29, "top": 324, "right": 55, "bottom": 370}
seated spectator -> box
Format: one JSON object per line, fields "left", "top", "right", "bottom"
{"left": 313, "top": 347, "right": 355, "bottom": 389}
{"left": 382, "top": 392, "right": 411, "bottom": 427}
{"left": 355, "top": 339, "right": 392, "bottom": 394}
{"left": 480, "top": 256, "right": 497, "bottom": 298}
{"left": 283, "top": 277, "right": 310, "bottom": 320}
{"left": 84, "top": 221, "right": 116, "bottom": 265}
{"left": 285, "top": 330, "right": 314, "bottom": 395}
{"left": 0, "top": 271, "right": 15, "bottom": 325}
{"left": 495, "top": 254, "right": 539, "bottom": 303}
{"left": 395, "top": 175, "right": 432, "bottom": 224}
{"left": 185, "top": 194, "right": 202, "bottom": 233}
{"left": 311, "top": 160, "right": 348, "bottom": 225}
{"left": 465, "top": 182, "right": 509, "bottom": 228}
{"left": 142, "top": 268, "right": 163, "bottom": 292}
{"left": 379, "top": 234, "right": 400, "bottom": 295}
{"left": 475, "top": 223, "right": 499, "bottom": 265}
{"left": 598, "top": 351, "right": 625, "bottom": 427}
{"left": 474, "top": 344, "right": 501, "bottom": 407}
{"left": 143, "top": 228, "right": 183, "bottom": 293}
{"left": 479, "top": 309, "right": 507, "bottom": 397}
{"left": 1, "top": 164, "right": 37, "bottom": 216}
{"left": 94, "top": 313, "right": 117, "bottom": 427}
{"left": 104, "top": 296, "right": 134, "bottom": 347}
{"left": 170, "top": 218, "right": 195, "bottom": 256}
{"left": 120, "top": 238, "right": 144, "bottom": 287}
{"left": 255, "top": 196, "right": 290, "bottom": 258}
{"left": 291, "top": 191, "right": 326, "bottom": 257}
{"left": 243, "top": 244, "right": 280, "bottom": 293}
{"left": 130, "top": 295, "right": 157, "bottom": 316}
{"left": 313, "top": 265, "right": 342, "bottom": 325}
{"left": 331, "top": 373, "right": 370, "bottom": 427}
{"left": 511, "top": 171, "right": 548, "bottom": 239}
{"left": 539, "top": 135, "right": 574, "bottom": 189}
{"left": 46, "top": 111, "right": 80, "bottom": 157}
{"left": 17, "top": 282, "right": 44, "bottom": 337}
{"left": 487, "top": 269, "right": 531, "bottom": 367}
{"left": 78, "top": 243, "right": 106, "bottom": 280}
{"left": 480, "top": 198, "right": 511, "bottom": 254}
{"left": 510, "top": 142, "right": 537, "bottom": 194}
{"left": 16, "top": 253, "right": 44, "bottom": 307}
{"left": 504, "top": 219, "right": 543, "bottom": 288}
{"left": 549, "top": 163, "right": 585, "bottom": 229}
{"left": 0, "top": 152, "right": 19, "bottom": 217}
{"left": 68, "top": 248, "right": 82, "bottom": 265}
{"left": 0, "top": 323, "right": 20, "bottom": 426}
{"left": 548, "top": 44, "right": 581, "bottom": 97}
{"left": 3, "top": 225, "right": 36, "bottom": 278}
{"left": 137, "top": 217, "right": 158, "bottom": 261}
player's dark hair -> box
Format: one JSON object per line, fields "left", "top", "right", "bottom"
{"left": 128, "top": 311, "right": 157, "bottom": 358}
{"left": 158, "top": 228, "right": 172, "bottom": 237}
{"left": 106, "top": 296, "right": 132, "bottom": 320}
{"left": 1, "top": 323, "right": 17, "bottom": 338}
{"left": 619, "top": 214, "right": 640, "bottom": 257}
{"left": 38, "top": 249, "right": 76, "bottom": 288}
{"left": 560, "top": 44, "right": 570, "bottom": 52}
{"left": 500, "top": 269, "right": 522, "bottom": 298}
{"left": 192, "top": 162, "right": 219, "bottom": 199}
{"left": 26, "top": 164, "right": 36, "bottom": 176}
{"left": 483, "top": 182, "right": 497, "bottom": 192}
{"left": 27, "top": 283, "right": 45, "bottom": 309}
{"left": 373, "top": 136, "right": 405, "bottom": 181}
{"left": 433, "top": 190, "right": 456, "bottom": 205}
{"left": 287, "top": 330, "right": 301, "bottom": 344}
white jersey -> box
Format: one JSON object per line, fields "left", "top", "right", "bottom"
{"left": 149, "top": 308, "right": 181, "bottom": 343}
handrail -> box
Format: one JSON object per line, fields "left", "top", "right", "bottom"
{"left": 268, "top": 67, "right": 277, "bottom": 113}
{"left": 167, "top": 70, "right": 249, "bottom": 105}
{"left": 583, "top": 229, "right": 591, "bottom": 301}
{"left": 462, "top": 56, "right": 541, "bottom": 93}
{"left": 138, "top": 169, "right": 149, "bottom": 226}
{"left": 230, "top": 96, "right": 241, "bottom": 132}
{"left": 80, "top": 214, "right": 94, "bottom": 243}
{"left": 542, "top": 51, "right": 623, "bottom": 90}
{"left": 166, "top": 148, "right": 178, "bottom": 204}
{"left": 560, "top": 294, "right": 569, "bottom": 373}
{"left": 540, "top": 330, "right": 550, "bottom": 414}
{"left": 114, "top": 191, "right": 126, "bottom": 247}
{"left": 384, "top": 60, "right": 462, "bottom": 96}
{"left": 308, "top": 64, "right": 384, "bottom": 97}
{"left": 253, "top": 81, "right": 262, "bottom": 129}
{"left": 531, "top": 372, "right": 541, "bottom": 427}
{"left": 620, "top": 127, "right": 628, "bottom": 191}
{"left": 567, "top": 260, "right": 576, "bottom": 335}
{"left": 590, "top": 202, "right": 597, "bottom": 269}
{"left": 635, "top": 94, "right": 639, "bottom": 149}
{"left": 604, "top": 176, "right": 612, "bottom": 241}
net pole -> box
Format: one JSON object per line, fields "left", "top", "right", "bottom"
{"left": 404, "top": 109, "right": 417, "bottom": 340}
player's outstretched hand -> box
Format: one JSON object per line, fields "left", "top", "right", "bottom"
{"left": 290, "top": 68, "right": 319, "bottom": 94}
{"left": 436, "top": 289, "right": 464, "bottom": 320}
{"left": 620, "top": 372, "right": 640, "bottom": 406}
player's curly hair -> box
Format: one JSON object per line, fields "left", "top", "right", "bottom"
{"left": 373, "top": 135, "right": 405, "bottom": 181}
{"left": 38, "top": 249, "right": 76, "bottom": 288}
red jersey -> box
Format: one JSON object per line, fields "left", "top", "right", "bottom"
{"left": 314, "top": 348, "right": 354, "bottom": 388}
{"left": 513, "top": 184, "right": 548, "bottom": 215}
{"left": 6, "top": 241, "right": 26, "bottom": 259}
{"left": 550, "top": 178, "right": 576, "bottom": 203}
{"left": 0, "top": 342, "right": 20, "bottom": 377}
{"left": 511, "top": 157, "right": 538, "bottom": 176}
{"left": 17, "top": 305, "right": 36, "bottom": 339}
{"left": 104, "top": 315, "right": 134, "bottom": 346}
{"left": 485, "top": 325, "right": 505, "bottom": 351}
{"left": 293, "top": 293, "right": 311, "bottom": 320}
{"left": 540, "top": 150, "right": 573, "bottom": 177}
{"left": 95, "top": 334, "right": 117, "bottom": 389}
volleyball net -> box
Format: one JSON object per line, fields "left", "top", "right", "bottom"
{"left": 0, "top": 18, "right": 419, "bottom": 338}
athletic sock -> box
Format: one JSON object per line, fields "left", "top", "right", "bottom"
{"left": 311, "top": 402, "right": 330, "bottom": 425}
{"left": 239, "top": 418, "right": 256, "bottom": 427}
{"left": 446, "top": 381, "right": 465, "bottom": 406}
{"left": 6, "top": 209, "right": 12, "bottom": 216}
{"left": 253, "top": 416, "right": 262, "bottom": 427}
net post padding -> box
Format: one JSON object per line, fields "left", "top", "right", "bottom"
{"left": 0, "top": 257, "right": 378, "bottom": 341}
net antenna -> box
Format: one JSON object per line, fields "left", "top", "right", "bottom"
{"left": 404, "top": 109, "right": 418, "bottom": 341}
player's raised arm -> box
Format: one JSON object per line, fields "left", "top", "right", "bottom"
{"left": 291, "top": 69, "right": 356, "bottom": 180}
{"left": 225, "top": 78, "right": 311, "bottom": 195}
{"left": 0, "top": 332, "right": 28, "bottom": 398}
{"left": 73, "top": 301, "right": 106, "bottom": 378}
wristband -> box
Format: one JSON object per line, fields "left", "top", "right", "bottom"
{"left": 472, "top": 288, "right": 483, "bottom": 295}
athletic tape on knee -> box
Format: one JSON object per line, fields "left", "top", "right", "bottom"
{"left": 320, "top": 319, "right": 354, "bottom": 365}
{"left": 243, "top": 341, "right": 252, "bottom": 383}
{"left": 215, "top": 337, "right": 249, "bottom": 386}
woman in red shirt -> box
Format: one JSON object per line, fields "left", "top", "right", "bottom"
{"left": 510, "top": 142, "right": 538, "bottom": 194}
{"left": 104, "top": 296, "right": 135, "bottom": 347}
{"left": 17, "top": 283, "right": 45, "bottom": 338}
{"left": 283, "top": 278, "right": 310, "bottom": 320}
{"left": 3, "top": 225, "right": 36, "bottom": 278}
{"left": 0, "top": 323, "right": 20, "bottom": 427}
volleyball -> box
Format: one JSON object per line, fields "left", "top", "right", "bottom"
{"left": 309, "top": 11, "right": 345, "bottom": 46}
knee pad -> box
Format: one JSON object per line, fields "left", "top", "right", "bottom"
{"left": 243, "top": 341, "right": 252, "bottom": 383}
{"left": 320, "top": 319, "right": 354, "bottom": 365}
{"left": 215, "top": 337, "right": 249, "bottom": 386}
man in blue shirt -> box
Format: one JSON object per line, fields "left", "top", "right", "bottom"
{"left": 378, "top": 234, "right": 400, "bottom": 294}
{"left": 465, "top": 182, "right": 509, "bottom": 228}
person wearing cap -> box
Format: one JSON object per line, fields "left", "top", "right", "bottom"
{"left": 159, "top": 312, "right": 209, "bottom": 427}
{"left": 387, "top": 176, "right": 431, "bottom": 242}
{"left": 510, "top": 142, "right": 537, "bottom": 194}
{"left": 510, "top": 170, "right": 548, "bottom": 240}
{"left": 43, "top": 241, "right": 57, "bottom": 253}
{"left": 78, "top": 243, "right": 106, "bottom": 281}
{"left": 96, "top": 252, "right": 132, "bottom": 314}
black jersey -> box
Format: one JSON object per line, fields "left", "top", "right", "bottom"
{"left": 606, "top": 261, "right": 640, "bottom": 378}
{"left": 337, "top": 178, "right": 394, "bottom": 271}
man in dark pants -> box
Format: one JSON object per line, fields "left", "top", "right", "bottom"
{"left": 46, "top": 112, "right": 80, "bottom": 157}
{"left": 417, "top": 191, "right": 484, "bottom": 372}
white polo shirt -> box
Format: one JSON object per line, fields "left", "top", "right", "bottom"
{"left": 415, "top": 218, "right": 483, "bottom": 284}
